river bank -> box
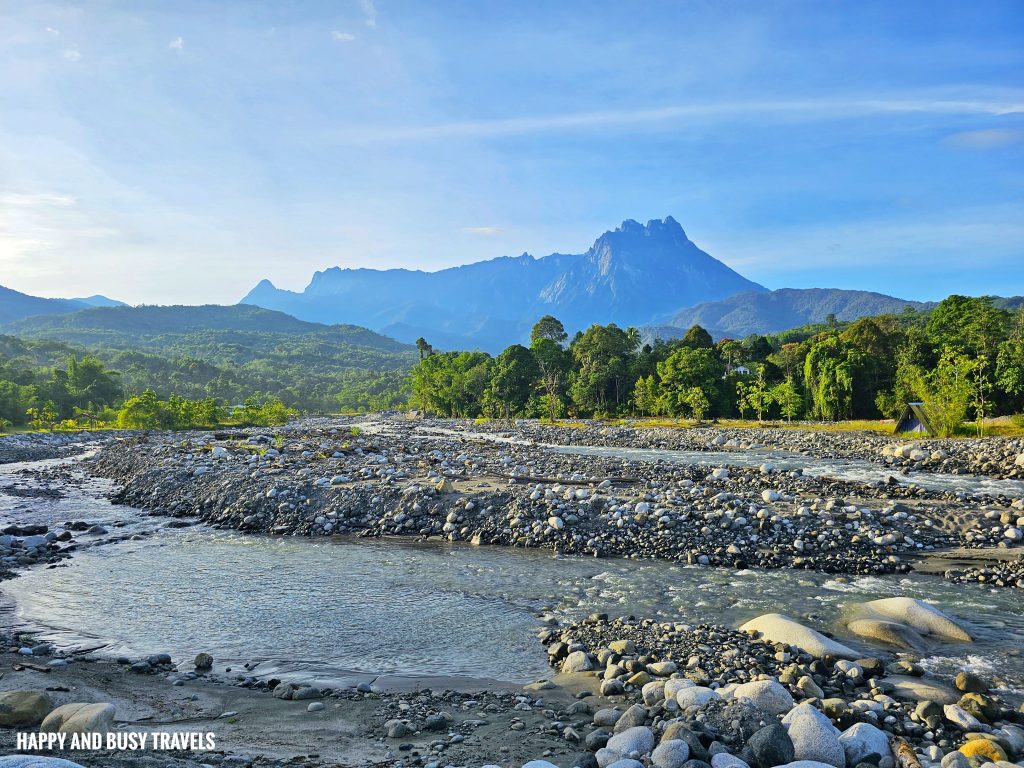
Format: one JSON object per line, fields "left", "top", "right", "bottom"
{"left": 2, "top": 420, "right": 1024, "bottom": 768}
{"left": 88, "top": 416, "right": 1024, "bottom": 585}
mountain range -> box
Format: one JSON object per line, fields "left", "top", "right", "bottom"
{"left": 0, "top": 285, "right": 124, "bottom": 325}
{"left": 647, "top": 288, "right": 934, "bottom": 340}
{"left": 241, "top": 217, "right": 766, "bottom": 350}
{"left": 4, "top": 217, "right": 1012, "bottom": 353}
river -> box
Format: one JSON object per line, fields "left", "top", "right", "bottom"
{"left": 1, "top": 453, "right": 1023, "bottom": 692}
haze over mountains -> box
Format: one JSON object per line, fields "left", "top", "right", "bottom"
{"left": 241, "top": 217, "right": 766, "bottom": 349}
{"left": 2, "top": 216, "right": 1012, "bottom": 353}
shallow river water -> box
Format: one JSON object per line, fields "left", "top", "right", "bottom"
{"left": 1, "top": 453, "right": 1023, "bottom": 690}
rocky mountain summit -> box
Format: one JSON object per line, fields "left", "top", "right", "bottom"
{"left": 240, "top": 217, "right": 766, "bottom": 350}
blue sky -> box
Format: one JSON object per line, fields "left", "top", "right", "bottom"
{"left": 1, "top": 0, "right": 1022, "bottom": 305}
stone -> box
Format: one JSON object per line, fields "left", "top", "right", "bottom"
{"left": 193, "top": 652, "right": 213, "bottom": 670}
{"left": 563, "top": 650, "right": 594, "bottom": 673}
{"left": 943, "top": 704, "right": 984, "bottom": 731}
{"left": 959, "top": 739, "right": 1007, "bottom": 762}
{"left": 796, "top": 676, "right": 825, "bottom": 700}
{"left": 0, "top": 759, "right": 87, "bottom": 768}
{"left": 739, "top": 614, "right": 859, "bottom": 659}
{"left": 40, "top": 703, "right": 116, "bottom": 735}
{"left": 732, "top": 680, "right": 795, "bottom": 716}
{"left": 665, "top": 678, "right": 696, "bottom": 700}
{"left": 606, "top": 726, "right": 656, "bottom": 757}
{"left": 594, "top": 708, "right": 622, "bottom": 727}
{"left": 306, "top": 702, "right": 324, "bottom": 712}
{"left": 855, "top": 597, "right": 971, "bottom": 642}
{"left": 613, "top": 704, "right": 648, "bottom": 732}
{"left": 783, "top": 704, "right": 844, "bottom": 768}
{"left": 743, "top": 723, "right": 795, "bottom": 768}
{"left": 606, "top": 761, "right": 645, "bottom": 768}
{"left": 652, "top": 740, "right": 692, "bottom": 768}
{"left": 676, "top": 687, "right": 721, "bottom": 709}
{"left": 884, "top": 675, "right": 960, "bottom": 704}
{"left": 710, "top": 755, "right": 749, "bottom": 768}
{"left": 955, "top": 672, "right": 988, "bottom": 694}
{"left": 846, "top": 619, "right": 927, "bottom": 650}
{"left": 839, "top": 723, "right": 893, "bottom": 765}
{"left": 775, "top": 763, "right": 845, "bottom": 768}
{"left": 940, "top": 753, "right": 971, "bottom": 768}
{"left": 958, "top": 693, "right": 999, "bottom": 724}
{"left": 0, "top": 691, "right": 53, "bottom": 727}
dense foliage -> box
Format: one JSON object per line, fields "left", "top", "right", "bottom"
{"left": 0, "top": 304, "right": 416, "bottom": 413}
{"left": 408, "top": 298, "right": 1024, "bottom": 433}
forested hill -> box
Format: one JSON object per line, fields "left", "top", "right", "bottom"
{"left": 0, "top": 305, "right": 417, "bottom": 412}
{"left": 2, "top": 304, "right": 411, "bottom": 356}
{"left": 647, "top": 288, "right": 934, "bottom": 340}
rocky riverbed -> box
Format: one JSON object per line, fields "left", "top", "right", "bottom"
{"left": 88, "top": 417, "right": 1024, "bottom": 585}
{"left": 2, "top": 418, "right": 1024, "bottom": 768}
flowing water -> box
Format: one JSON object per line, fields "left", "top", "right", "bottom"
{"left": 547, "top": 445, "right": 1024, "bottom": 497}
{"left": 1, "top": 454, "right": 1023, "bottom": 690}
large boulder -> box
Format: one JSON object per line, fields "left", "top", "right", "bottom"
{"left": 0, "top": 759, "right": 86, "bottom": 768}
{"left": 838, "top": 722, "right": 892, "bottom": 765}
{"left": 0, "top": 691, "right": 53, "bottom": 727}
{"left": 782, "top": 704, "right": 844, "bottom": 768}
{"left": 854, "top": 598, "right": 971, "bottom": 642}
{"left": 676, "top": 687, "right": 720, "bottom": 709}
{"left": 743, "top": 723, "right": 795, "bottom": 768}
{"left": 739, "top": 614, "right": 859, "bottom": 659}
{"left": 606, "top": 726, "right": 656, "bottom": 756}
{"left": 652, "top": 739, "right": 691, "bottom": 768}
{"left": 40, "top": 702, "right": 115, "bottom": 735}
{"left": 732, "top": 680, "right": 795, "bottom": 716}
{"left": 846, "top": 619, "right": 928, "bottom": 651}
{"left": 882, "top": 675, "right": 959, "bottom": 704}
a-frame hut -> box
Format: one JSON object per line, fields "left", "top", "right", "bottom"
{"left": 894, "top": 402, "right": 934, "bottom": 435}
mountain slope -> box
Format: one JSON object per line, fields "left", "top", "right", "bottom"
{"left": 0, "top": 285, "right": 87, "bottom": 324}
{"left": 2, "top": 304, "right": 413, "bottom": 360}
{"left": 647, "top": 288, "right": 932, "bottom": 340}
{"left": 240, "top": 217, "right": 765, "bottom": 350}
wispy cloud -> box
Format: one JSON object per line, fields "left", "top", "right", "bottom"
{"left": 945, "top": 128, "right": 1024, "bottom": 149}
{"left": 0, "top": 192, "right": 76, "bottom": 207}
{"left": 331, "top": 30, "right": 355, "bottom": 42}
{"left": 335, "top": 96, "right": 1024, "bottom": 143}
{"left": 169, "top": 36, "right": 184, "bottom": 51}
{"left": 62, "top": 48, "right": 80, "bottom": 62}
{"left": 45, "top": 27, "right": 60, "bottom": 36}
{"left": 462, "top": 226, "right": 502, "bottom": 236}
{"left": 358, "top": 0, "right": 377, "bottom": 28}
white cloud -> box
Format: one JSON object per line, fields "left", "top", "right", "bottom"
{"left": 945, "top": 128, "right": 1024, "bottom": 149}
{"left": 169, "top": 36, "right": 184, "bottom": 51}
{"left": 62, "top": 48, "right": 80, "bottom": 62}
{"left": 358, "top": 0, "right": 377, "bottom": 27}
{"left": 331, "top": 30, "right": 355, "bottom": 42}
{"left": 462, "top": 226, "right": 502, "bottom": 236}
{"left": 335, "top": 95, "right": 1024, "bottom": 143}
{"left": 45, "top": 27, "right": 60, "bottom": 36}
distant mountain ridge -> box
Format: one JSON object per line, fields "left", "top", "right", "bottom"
{"left": 0, "top": 284, "right": 124, "bottom": 324}
{"left": 241, "top": 217, "right": 766, "bottom": 350}
{"left": 646, "top": 288, "right": 934, "bottom": 340}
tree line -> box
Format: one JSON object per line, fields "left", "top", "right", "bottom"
{"left": 0, "top": 353, "right": 296, "bottom": 432}
{"left": 408, "top": 296, "right": 1024, "bottom": 435}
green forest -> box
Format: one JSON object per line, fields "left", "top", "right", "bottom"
{"left": 3, "top": 295, "right": 1023, "bottom": 436}
{"left": 408, "top": 296, "right": 1024, "bottom": 436}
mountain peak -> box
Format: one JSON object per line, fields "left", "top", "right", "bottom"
{"left": 614, "top": 216, "right": 686, "bottom": 239}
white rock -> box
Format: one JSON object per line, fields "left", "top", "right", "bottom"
{"left": 606, "top": 726, "right": 655, "bottom": 756}
{"left": 40, "top": 702, "right": 115, "bottom": 735}
{"left": 856, "top": 597, "right": 971, "bottom": 642}
{"left": 652, "top": 740, "right": 690, "bottom": 768}
{"left": 783, "top": 704, "right": 844, "bottom": 768}
{"left": 732, "top": 679, "right": 795, "bottom": 716}
{"left": 676, "top": 686, "right": 720, "bottom": 709}
{"left": 839, "top": 722, "right": 893, "bottom": 765}
{"left": 739, "top": 614, "right": 859, "bottom": 659}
